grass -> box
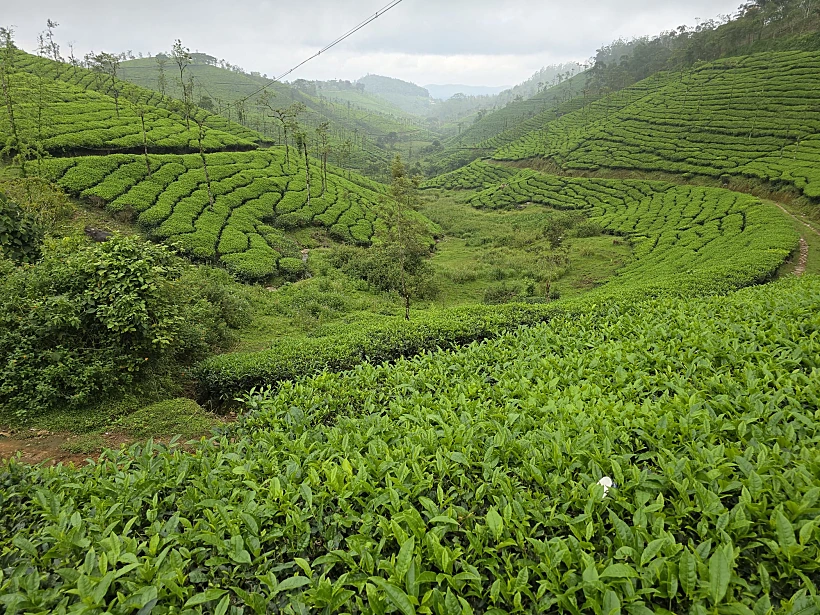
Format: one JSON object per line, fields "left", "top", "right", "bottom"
{"left": 418, "top": 192, "right": 632, "bottom": 304}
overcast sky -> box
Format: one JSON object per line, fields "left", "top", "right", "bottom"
{"left": 6, "top": 0, "right": 742, "bottom": 86}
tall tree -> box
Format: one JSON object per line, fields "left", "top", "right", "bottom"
{"left": 90, "top": 52, "right": 121, "bottom": 118}
{"left": 193, "top": 116, "right": 215, "bottom": 212}
{"left": 171, "top": 40, "right": 192, "bottom": 128}
{"left": 0, "top": 27, "right": 28, "bottom": 178}
{"left": 155, "top": 55, "right": 168, "bottom": 96}
{"left": 315, "top": 121, "right": 330, "bottom": 194}
{"left": 377, "top": 156, "right": 435, "bottom": 320}
{"left": 294, "top": 129, "right": 311, "bottom": 210}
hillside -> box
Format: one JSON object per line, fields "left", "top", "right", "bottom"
{"left": 0, "top": 70, "right": 256, "bottom": 156}
{"left": 118, "top": 58, "right": 438, "bottom": 179}
{"left": 494, "top": 50, "right": 820, "bottom": 199}
{"left": 3, "top": 5, "right": 820, "bottom": 613}
{"left": 4, "top": 273, "right": 818, "bottom": 611}
{"left": 10, "top": 50, "right": 265, "bottom": 145}
{"left": 357, "top": 74, "right": 433, "bottom": 115}
{"left": 39, "top": 150, "right": 392, "bottom": 279}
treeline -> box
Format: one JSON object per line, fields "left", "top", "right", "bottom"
{"left": 588, "top": 0, "right": 820, "bottom": 92}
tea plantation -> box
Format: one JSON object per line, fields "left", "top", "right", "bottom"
{"left": 494, "top": 51, "right": 820, "bottom": 197}
{"left": 2, "top": 275, "right": 818, "bottom": 613}
{"left": 39, "top": 150, "right": 390, "bottom": 279}
{"left": 199, "top": 161, "right": 797, "bottom": 401}
{"left": 2, "top": 8, "right": 820, "bottom": 613}
{"left": 9, "top": 50, "right": 264, "bottom": 145}
{"left": 0, "top": 72, "right": 256, "bottom": 155}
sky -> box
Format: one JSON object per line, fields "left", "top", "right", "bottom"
{"left": 5, "top": 0, "right": 743, "bottom": 87}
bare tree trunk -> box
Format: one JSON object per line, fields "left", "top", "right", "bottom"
{"left": 303, "top": 141, "right": 311, "bottom": 210}
{"left": 140, "top": 113, "right": 152, "bottom": 177}
{"left": 197, "top": 122, "right": 214, "bottom": 210}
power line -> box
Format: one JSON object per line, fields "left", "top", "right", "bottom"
{"left": 235, "top": 0, "right": 405, "bottom": 106}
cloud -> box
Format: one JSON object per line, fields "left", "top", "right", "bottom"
{"left": 5, "top": 0, "right": 741, "bottom": 86}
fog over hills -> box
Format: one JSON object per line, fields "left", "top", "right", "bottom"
{"left": 424, "top": 84, "right": 512, "bottom": 100}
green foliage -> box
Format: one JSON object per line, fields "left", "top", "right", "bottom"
{"left": 2, "top": 276, "right": 819, "bottom": 612}
{"left": 0, "top": 236, "right": 237, "bottom": 417}
{"left": 39, "top": 150, "right": 396, "bottom": 280}
{"left": 0, "top": 67, "right": 257, "bottom": 156}
{"left": 196, "top": 301, "right": 568, "bottom": 402}
{"left": 200, "top": 164, "right": 797, "bottom": 402}
{"left": 494, "top": 51, "right": 820, "bottom": 198}
{"left": 0, "top": 191, "right": 41, "bottom": 263}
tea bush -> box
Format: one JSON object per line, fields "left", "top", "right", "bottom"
{"left": 0, "top": 191, "right": 41, "bottom": 264}
{"left": 2, "top": 276, "right": 818, "bottom": 613}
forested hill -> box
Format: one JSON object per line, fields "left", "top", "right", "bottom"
{"left": 119, "top": 57, "right": 439, "bottom": 180}
{"left": 356, "top": 74, "right": 433, "bottom": 115}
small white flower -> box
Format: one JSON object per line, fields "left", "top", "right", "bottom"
{"left": 598, "top": 476, "right": 614, "bottom": 498}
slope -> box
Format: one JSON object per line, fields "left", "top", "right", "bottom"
{"left": 119, "top": 58, "right": 438, "bottom": 178}
{"left": 38, "top": 150, "right": 395, "bottom": 280}
{"left": 0, "top": 70, "right": 256, "bottom": 156}
{"left": 494, "top": 50, "right": 820, "bottom": 199}
{"left": 3, "top": 272, "right": 818, "bottom": 612}
{"left": 9, "top": 50, "right": 265, "bottom": 145}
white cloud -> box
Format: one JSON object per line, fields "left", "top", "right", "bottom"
{"left": 5, "top": 0, "right": 742, "bottom": 86}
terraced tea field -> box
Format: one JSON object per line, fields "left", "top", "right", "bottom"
{"left": 6, "top": 50, "right": 265, "bottom": 147}
{"left": 426, "top": 161, "right": 796, "bottom": 295}
{"left": 494, "top": 51, "right": 820, "bottom": 198}
{"left": 40, "top": 151, "right": 389, "bottom": 279}
{"left": 0, "top": 72, "right": 256, "bottom": 155}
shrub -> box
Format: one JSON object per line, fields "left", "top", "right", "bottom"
{"left": 0, "top": 236, "right": 237, "bottom": 418}
{"left": 277, "top": 256, "right": 307, "bottom": 281}
{"left": 0, "top": 191, "right": 42, "bottom": 264}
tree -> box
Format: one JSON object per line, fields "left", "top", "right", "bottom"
{"left": 294, "top": 129, "right": 311, "bottom": 210}
{"left": 89, "top": 52, "right": 121, "bottom": 118}
{"left": 44, "top": 19, "right": 61, "bottom": 76}
{"left": 378, "top": 156, "right": 435, "bottom": 320}
{"left": 0, "top": 27, "right": 28, "bottom": 178}
{"left": 129, "top": 101, "right": 152, "bottom": 177}
{"left": 171, "top": 39, "right": 192, "bottom": 128}
{"left": 155, "top": 54, "right": 168, "bottom": 96}
{"left": 315, "top": 121, "right": 330, "bottom": 194}
{"left": 263, "top": 100, "right": 305, "bottom": 168}
{"left": 192, "top": 116, "right": 215, "bottom": 212}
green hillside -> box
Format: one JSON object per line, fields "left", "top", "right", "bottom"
{"left": 201, "top": 160, "right": 796, "bottom": 401}
{"left": 3, "top": 5, "right": 820, "bottom": 613}
{"left": 423, "top": 73, "right": 591, "bottom": 175}
{"left": 118, "top": 58, "right": 439, "bottom": 178}
{"left": 0, "top": 71, "right": 256, "bottom": 156}
{"left": 39, "top": 150, "right": 394, "bottom": 279}
{"left": 9, "top": 50, "right": 264, "bottom": 145}
{"left": 357, "top": 74, "right": 433, "bottom": 115}
{"left": 494, "top": 50, "right": 820, "bottom": 198}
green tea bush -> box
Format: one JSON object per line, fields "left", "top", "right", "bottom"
{"left": 0, "top": 236, "right": 239, "bottom": 417}
{"left": 2, "top": 277, "right": 818, "bottom": 612}
{"left": 40, "top": 151, "right": 392, "bottom": 279}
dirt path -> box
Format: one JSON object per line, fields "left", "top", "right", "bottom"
{"left": 795, "top": 238, "right": 809, "bottom": 277}
{"left": 0, "top": 431, "right": 95, "bottom": 466}
{"left": 767, "top": 201, "right": 817, "bottom": 277}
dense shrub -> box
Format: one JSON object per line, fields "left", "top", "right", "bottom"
{"left": 0, "top": 236, "right": 238, "bottom": 417}
{"left": 0, "top": 191, "right": 42, "bottom": 264}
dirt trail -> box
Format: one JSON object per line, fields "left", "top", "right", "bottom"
{"left": 0, "top": 431, "right": 96, "bottom": 466}
{"left": 767, "top": 201, "right": 817, "bottom": 277}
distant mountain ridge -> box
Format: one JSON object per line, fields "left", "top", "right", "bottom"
{"left": 424, "top": 84, "right": 511, "bottom": 100}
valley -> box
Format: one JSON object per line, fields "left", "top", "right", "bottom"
{"left": 1, "top": 2, "right": 820, "bottom": 612}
